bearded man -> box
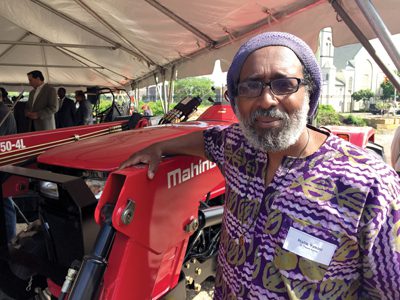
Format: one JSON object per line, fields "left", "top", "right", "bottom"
{"left": 120, "top": 32, "right": 400, "bottom": 299}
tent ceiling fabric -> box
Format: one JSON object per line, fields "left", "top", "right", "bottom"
{"left": 0, "top": 0, "right": 398, "bottom": 90}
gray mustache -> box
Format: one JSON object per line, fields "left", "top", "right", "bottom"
{"left": 249, "top": 108, "right": 288, "bottom": 124}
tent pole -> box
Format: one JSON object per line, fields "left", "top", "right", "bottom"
{"left": 355, "top": 0, "right": 400, "bottom": 71}
{"left": 0, "top": 63, "right": 103, "bottom": 69}
{"left": 153, "top": 74, "right": 166, "bottom": 113}
{"left": 330, "top": 0, "right": 400, "bottom": 91}
{"left": 167, "top": 65, "right": 176, "bottom": 112}
{"left": 0, "top": 40, "right": 115, "bottom": 50}
{"left": 160, "top": 69, "right": 168, "bottom": 113}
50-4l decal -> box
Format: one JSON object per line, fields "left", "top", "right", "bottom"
{"left": 0, "top": 139, "right": 26, "bottom": 152}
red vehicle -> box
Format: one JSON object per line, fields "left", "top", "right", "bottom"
{"left": 323, "top": 125, "right": 385, "bottom": 159}
{"left": 0, "top": 98, "right": 236, "bottom": 300}
{"left": 0, "top": 97, "right": 387, "bottom": 299}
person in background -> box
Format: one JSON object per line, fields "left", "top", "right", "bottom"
{"left": 55, "top": 87, "right": 76, "bottom": 128}
{"left": 25, "top": 70, "right": 58, "bottom": 131}
{"left": 13, "top": 95, "right": 29, "bottom": 134}
{"left": 0, "top": 89, "right": 17, "bottom": 136}
{"left": 75, "top": 90, "right": 93, "bottom": 126}
{"left": 391, "top": 125, "right": 400, "bottom": 174}
{"left": 141, "top": 104, "right": 153, "bottom": 116}
{"left": 0, "top": 87, "right": 13, "bottom": 105}
{"left": 120, "top": 32, "right": 400, "bottom": 299}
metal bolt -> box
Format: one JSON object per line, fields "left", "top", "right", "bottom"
{"left": 186, "top": 276, "right": 194, "bottom": 285}
{"left": 184, "top": 263, "right": 190, "bottom": 269}
{"left": 195, "top": 267, "right": 201, "bottom": 275}
{"left": 190, "top": 258, "right": 196, "bottom": 264}
{"left": 194, "top": 283, "right": 201, "bottom": 292}
{"left": 121, "top": 200, "right": 136, "bottom": 225}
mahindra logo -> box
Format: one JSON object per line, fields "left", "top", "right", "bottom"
{"left": 167, "top": 160, "right": 217, "bottom": 189}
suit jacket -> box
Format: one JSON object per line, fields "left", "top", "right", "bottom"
{"left": 56, "top": 97, "right": 76, "bottom": 128}
{"left": 25, "top": 83, "right": 58, "bottom": 131}
{"left": 75, "top": 100, "right": 93, "bottom": 126}
{"left": 14, "top": 101, "right": 30, "bottom": 133}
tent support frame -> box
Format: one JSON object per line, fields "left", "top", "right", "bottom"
{"left": 73, "top": 0, "right": 157, "bottom": 66}
{"left": 355, "top": 0, "right": 400, "bottom": 71}
{"left": 330, "top": 0, "right": 400, "bottom": 91}
{"left": 30, "top": 0, "right": 153, "bottom": 66}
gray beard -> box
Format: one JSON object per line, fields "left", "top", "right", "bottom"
{"left": 235, "top": 98, "right": 309, "bottom": 152}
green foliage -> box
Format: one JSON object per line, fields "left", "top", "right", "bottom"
{"left": 341, "top": 114, "right": 367, "bottom": 126}
{"left": 174, "top": 77, "right": 216, "bottom": 102}
{"left": 198, "top": 101, "right": 213, "bottom": 110}
{"left": 380, "top": 72, "right": 399, "bottom": 100}
{"left": 351, "top": 89, "right": 374, "bottom": 102}
{"left": 375, "top": 100, "right": 391, "bottom": 110}
{"left": 316, "top": 105, "right": 367, "bottom": 127}
{"left": 97, "top": 98, "right": 112, "bottom": 112}
{"left": 381, "top": 80, "right": 395, "bottom": 100}
{"left": 316, "top": 104, "right": 341, "bottom": 126}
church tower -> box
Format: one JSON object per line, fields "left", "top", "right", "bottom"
{"left": 318, "top": 28, "right": 337, "bottom": 107}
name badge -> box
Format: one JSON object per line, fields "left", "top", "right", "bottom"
{"left": 283, "top": 227, "right": 337, "bottom": 266}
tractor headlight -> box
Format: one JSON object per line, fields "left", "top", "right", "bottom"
{"left": 39, "top": 179, "right": 106, "bottom": 200}
{"left": 39, "top": 181, "right": 59, "bottom": 199}
{"left": 39, "top": 171, "right": 108, "bottom": 200}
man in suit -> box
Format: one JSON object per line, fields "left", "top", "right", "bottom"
{"left": 75, "top": 90, "right": 93, "bottom": 126}
{"left": 25, "top": 70, "right": 58, "bottom": 131}
{"left": 55, "top": 87, "right": 76, "bottom": 128}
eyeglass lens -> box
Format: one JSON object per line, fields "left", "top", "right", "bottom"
{"left": 238, "top": 77, "right": 302, "bottom": 97}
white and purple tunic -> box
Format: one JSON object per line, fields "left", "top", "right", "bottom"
{"left": 204, "top": 124, "right": 400, "bottom": 300}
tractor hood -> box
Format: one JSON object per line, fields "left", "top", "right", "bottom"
{"left": 37, "top": 121, "right": 225, "bottom": 172}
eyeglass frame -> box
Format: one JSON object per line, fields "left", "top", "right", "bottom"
{"left": 236, "top": 77, "right": 308, "bottom": 98}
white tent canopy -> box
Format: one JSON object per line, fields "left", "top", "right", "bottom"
{"left": 0, "top": 0, "right": 399, "bottom": 91}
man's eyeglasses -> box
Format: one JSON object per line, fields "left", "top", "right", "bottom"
{"left": 237, "top": 77, "right": 307, "bottom": 98}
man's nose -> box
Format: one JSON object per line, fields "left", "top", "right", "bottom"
{"left": 257, "top": 86, "right": 279, "bottom": 109}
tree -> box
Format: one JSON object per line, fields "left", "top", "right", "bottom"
{"left": 351, "top": 89, "right": 374, "bottom": 112}
{"left": 173, "top": 77, "right": 216, "bottom": 103}
{"left": 316, "top": 104, "right": 341, "bottom": 126}
{"left": 351, "top": 89, "right": 374, "bottom": 102}
{"left": 380, "top": 72, "right": 399, "bottom": 100}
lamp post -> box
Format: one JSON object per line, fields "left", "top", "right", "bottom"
{"left": 211, "top": 60, "right": 226, "bottom": 103}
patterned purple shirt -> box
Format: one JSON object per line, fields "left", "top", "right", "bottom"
{"left": 204, "top": 123, "right": 400, "bottom": 300}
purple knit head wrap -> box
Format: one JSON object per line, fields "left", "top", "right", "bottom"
{"left": 227, "top": 32, "right": 322, "bottom": 119}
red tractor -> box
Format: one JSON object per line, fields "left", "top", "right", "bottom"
{"left": 322, "top": 125, "right": 385, "bottom": 160}
{"left": 0, "top": 97, "right": 386, "bottom": 299}
{"left": 0, "top": 98, "right": 234, "bottom": 299}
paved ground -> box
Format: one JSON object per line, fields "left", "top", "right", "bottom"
{"left": 374, "top": 128, "right": 395, "bottom": 163}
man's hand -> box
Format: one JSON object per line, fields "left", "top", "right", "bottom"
{"left": 25, "top": 111, "right": 39, "bottom": 119}
{"left": 119, "top": 145, "right": 162, "bottom": 179}
{"left": 119, "top": 131, "right": 206, "bottom": 179}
